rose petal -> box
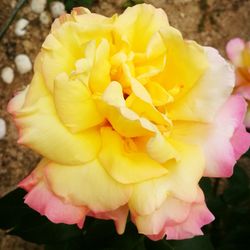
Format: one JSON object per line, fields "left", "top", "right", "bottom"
{"left": 115, "top": 4, "right": 169, "bottom": 52}
{"left": 226, "top": 38, "right": 245, "bottom": 66}
{"left": 169, "top": 47, "right": 234, "bottom": 122}
{"left": 128, "top": 141, "right": 204, "bottom": 216}
{"left": 24, "top": 182, "right": 87, "bottom": 225}
{"left": 45, "top": 159, "right": 131, "bottom": 212}
{"left": 172, "top": 95, "right": 250, "bottom": 177}
{"left": 54, "top": 73, "right": 104, "bottom": 133}
{"left": 99, "top": 127, "right": 168, "bottom": 184}
{"left": 9, "top": 88, "right": 101, "bottom": 165}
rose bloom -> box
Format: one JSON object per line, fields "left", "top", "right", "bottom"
{"left": 226, "top": 38, "right": 250, "bottom": 127}
{"left": 8, "top": 4, "right": 250, "bottom": 240}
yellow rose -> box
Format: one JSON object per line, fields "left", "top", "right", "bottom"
{"left": 8, "top": 4, "right": 250, "bottom": 240}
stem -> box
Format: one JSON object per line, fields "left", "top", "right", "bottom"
{"left": 0, "top": 0, "right": 27, "bottom": 41}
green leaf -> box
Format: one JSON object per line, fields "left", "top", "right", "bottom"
{"left": 169, "top": 236, "right": 215, "bottom": 250}
{"left": 63, "top": 0, "right": 94, "bottom": 12}
{"left": 109, "top": 223, "right": 145, "bottom": 250}
{"left": 145, "top": 237, "right": 174, "bottom": 250}
{"left": 123, "top": 0, "right": 144, "bottom": 8}
{"left": 199, "top": 178, "right": 226, "bottom": 217}
{"left": 9, "top": 214, "right": 82, "bottom": 244}
{"left": 0, "top": 188, "right": 82, "bottom": 244}
{"left": 223, "top": 166, "right": 250, "bottom": 205}
{"left": 0, "top": 188, "right": 30, "bottom": 229}
{"left": 45, "top": 237, "right": 85, "bottom": 250}
{"left": 79, "top": 219, "right": 143, "bottom": 250}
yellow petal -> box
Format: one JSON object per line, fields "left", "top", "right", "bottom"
{"left": 98, "top": 127, "right": 168, "bottom": 184}
{"left": 89, "top": 39, "right": 111, "bottom": 93}
{"left": 145, "top": 81, "right": 174, "bottom": 106}
{"left": 123, "top": 74, "right": 171, "bottom": 127}
{"left": 99, "top": 81, "right": 156, "bottom": 137}
{"left": 134, "top": 32, "right": 167, "bottom": 81}
{"left": 49, "top": 22, "right": 84, "bottom": 59}
{"left": 168, "top": 47, "right": 234, "bottom": 122}
{"left": 14, "top": 94, "right": 101, "bottom": 165}
{"left": 24, "top": 71, "right": 51, "bottom": 107}
{"left": 163, "top": 139, "right": 205, "bottom": 202}
{"left": 54, "top": 73, "right": 104, "bottom": 133}
{"left": 115, "top": 4, "right": 169, "bottom": 52}
{"left": 135, "top": 55, "right": 166, "bottom": 82}
{"left": 130, "top": 77, "right": 152, "bottom": 103}
{"left": 154, "top": 26, "right": 208, "bottom": 102}
{"left": 72, "top": 11, "right": 115, "bottom": 43}
{"left": 41, "top": 32, "right": 80, "bottom": 91}
{"left": 45, "top": 159, "right": 131, "bottom": 211}
{"left": 126, "top": 93, "right": 171, "bottom": 126}
{"left": 146, "top": 133, "right": 179, "bottom": 163}
{"left": 41, "top": 14, "right": 114, "bottom": 92}
{"left": 129, "top": 140, "right": 204, "bottom": 215}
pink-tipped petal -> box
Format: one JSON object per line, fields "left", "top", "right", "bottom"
{"left": 19, "top": 175, "right": 38, "bottom": 192}
{"left": 18, "top": 159, "right": 49, "bottom": 191}
{"left": 134, "top": 188, "right": 214, "bottom": 241}
{"left": 231, "top": 123, "right": 250, "bottom": 159}
{"left": 226, "top": 38, "right": 245, "bottom": 65}
{"left": 204, "top": 95, "right": 250, "bottom": 177}
{"left": 172, "top": 95, "right": 249, "bottom": 178}
{"left": 77, "top": 219, "right": 85, "bottom": 229}
{"left": 7, "top": 87, "right": 29, "bottom": 114}
{"left": 24, "top": 183, "right": 87, "bottom": 225}
{"left": 208, "top": 95, "right": 250, "bottom": 177}
{"left": 165, "top": 203, "right": 214, "bottom": 240}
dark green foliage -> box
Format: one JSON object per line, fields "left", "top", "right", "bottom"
{"left": 0, "top": 188, "right": 81, "bottom": 244}
{"left": 63, "top": 0, "right": 95, "bottom": 12}
{"left": 200, "top": 166, "right": 250, "bottom": 250}
{"left": 168, "top": 236, "right": 214, "bottom": 250}
{"left": 0, "top": 188, "right": 28, "bottom": 229}
{"left": 123, "top": 0, "right": 144, "bottom": 8}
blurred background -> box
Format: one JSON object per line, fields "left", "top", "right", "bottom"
{"left": 0, "top": 0, "right": 250, "bottom": 249}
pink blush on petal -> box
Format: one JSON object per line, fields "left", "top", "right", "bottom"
{"left": 230, "top": 123, "right": 250, "bottom": 160}
{"left": 226, "top": 38, "right": 245, "bottom": 65}
{"left": 204, "top": 95, "right": 250, "bottom": 177}
{"left": 225, "top": 96, "right": 250, "bottom": 160}
{"left": 134, "top": 189, "right": 214, "bottom": 241}
{"left": 24, "top": 183, "right": 87, "bottom": 225}
{"left": 164, "top": 190, "right": 214, "bottom": 240}
{"left": 164, "top": 201, "right": 214, "bottom": 240}
{"left": 18, "top": 174, "right": 38, "bottom": 192}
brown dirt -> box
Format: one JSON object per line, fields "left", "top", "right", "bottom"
{"left": 0, "top": 0, "right": 250, "bottom": 249}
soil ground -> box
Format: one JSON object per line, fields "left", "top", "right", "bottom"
{"left": 0, "top": 0, "right": 250, "bottom": 249}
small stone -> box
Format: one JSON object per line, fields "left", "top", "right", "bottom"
{"left": 180, "top": 12, "right": 185, "bottom": 18}
{"left": 39, "top": 11, "right": 52, "bottom": 25}
{"left": 23, "top": 40, "right": 33, "bottom": 51}
{"left": 14, "top": 18, "right": 29, "bottom": 36}
{"left": 15, "top": 54, "right": 32, "bottom": 74}
{"left": 50, "top": 1, "right": 65, "bottom": 18}
{"left": 31, "top": 0, "right": 46, "bottom": 14}
{"left": 1, "top": 67, "right": 14, "bottom": 84}
{"left": 0, "top": 118, "right": 6, "bottom": 139}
